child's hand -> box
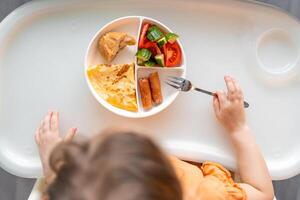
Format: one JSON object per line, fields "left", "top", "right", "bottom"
{"left": 35, "top": 111, "right": 77, "bottom": 177}
{"left": 213, "top": 76, "right": 247, "bottom": 134}
{"left": 213, "top": 77, "right": 274, "bottom": 200}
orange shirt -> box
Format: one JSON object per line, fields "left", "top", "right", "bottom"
{"left": 170, "top": 157, "right": 247, "bottom": 200}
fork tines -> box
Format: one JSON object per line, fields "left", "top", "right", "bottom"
{"left": 164, "top": 81, "right": 180, "bottom": 89}
{"left": 167, "top": 76, "right": 185, "bottom": 81}
{"left": 164, "top": 76, "right": 184, "bottom": 90}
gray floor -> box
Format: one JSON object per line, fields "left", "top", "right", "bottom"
{"left": 0, "top": 0, "right": 300, "bottom": 199}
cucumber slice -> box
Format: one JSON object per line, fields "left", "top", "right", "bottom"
{"left": 147, "top": 26, "right": 164, "bottom": 41}
{"left": 157, "top": 37, "right": 167, "bottom": 47}
{"left": 136, "top": 48, "right": 152, "bottom": 61}
{"left": 137, "top": 58, "right": 144, "bottom": 66}
{"left": 144, "top": 60, "right": 156, "bottom": 67}
{"left": 166, "top": 33, "right": 179, "bottom": 44}
{"left": 155, "top": 54, "right": 165, "bottom": 67}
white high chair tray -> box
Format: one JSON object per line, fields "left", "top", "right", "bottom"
{"left": 0, "top": 0, "right": 300, "bottom": 180}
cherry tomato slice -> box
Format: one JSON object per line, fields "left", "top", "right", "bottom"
{"left": 138, "top": 23, "right": 150, "bottom": 48}
{"left": 163, "top": 42, "right": 182, "bottom": 67}
{"left": 144, "top": 42, "right": 161, "bottom": 56}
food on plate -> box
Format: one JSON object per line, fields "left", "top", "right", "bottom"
{"left": 99, "top": 32, "right": 136, "bottom": 63}
{"left": 165, "top": 33, "right": 179, "bottom": 44}
{"left": 143, "top": 41, "right": 161, "bottom": 55}
{"left": 136, "top": 23, "right": 182, "bottom": 67}
{"left": 87, "top": 63, "right": 137, "bottom": 112}
{"left": 147, "top": 26, "right": 164, "bottom": 41}
{"left": 138, "top": 78, "right": 153, "bottom": 110}
{"left": 138, "top": 23, "right": 150, "bottom": 49}
{"left": 136, "top": 48, "right": 152, "bottom": 62}
{"left": 155, "top": 54, "right": 164, "bottom": 67}
{"left": 149, "top": 72, "right": 163, "bottom": 105}
{"left": 139, "top": 72, "right": 163, "bottom": 110}
{"left": 144, "top": 60, "right": 156, "bottom": 67}
{"left": 157, "top": 37, "right": 167, "bottom": 47}
{"left": 163, "top": 42, "right": 181, "bottom": 67}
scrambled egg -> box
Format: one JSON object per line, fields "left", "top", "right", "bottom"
{"left": 87, "top": 63, "right": 137, "bottom": 112}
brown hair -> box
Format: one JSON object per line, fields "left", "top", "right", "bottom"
{"left": 47, "top": 131, "right": 182, "bottom": 200}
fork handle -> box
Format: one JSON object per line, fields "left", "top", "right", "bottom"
{"left": 194, "top": 87, "right": 249, "bottom": 108}
{"left": 194, "top": 87, "right": 215, "bottom": 96}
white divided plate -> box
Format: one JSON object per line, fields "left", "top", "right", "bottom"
{"left": 84, "top": 16, "right": 186, "bottom": 118}
{"left": 0, "top": 0, "right": 300, "bottom": 180}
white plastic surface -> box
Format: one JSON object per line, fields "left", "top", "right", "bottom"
{"left": 0, "top": 0, "right": 300, "bottom": 180}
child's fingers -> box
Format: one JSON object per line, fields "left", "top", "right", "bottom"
{"left": 224, "top": 75, "right": 236, "bottom": 94}
{"left": 232, "top": 78, "right": 242, "bottom": 93}
{"left": 34, "top": 129, "right": 40, "bottom": 143}
{"left": 40, "top": 120, "right": 44, "bottom": 129}
{"left": 51, "top": 111, "right": 59, "bottom": 131}
{"left": 42, "top": 111, "right": 53, "bottom": 131}
{"left": 213, "top": 96, "right": 220, "bottom": 116}
{"left": 215, "top": 90, "right": 227, "bottom": 108}
{"left": 231, "top": 78, "right": 244, "bottom": 101}
{"left": 64, "top": 128, "right": 77, "bottom": 142}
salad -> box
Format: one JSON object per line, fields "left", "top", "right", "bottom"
{"left": 136, "top": 23, "right": 182, "bottom": 67}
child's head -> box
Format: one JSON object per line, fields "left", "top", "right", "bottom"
{"left": 47, "top": 131, "right": 182, "bottom": 200}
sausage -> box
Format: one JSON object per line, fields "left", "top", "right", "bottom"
{"left": 149, "top": 72, "right": 163, "bottom": 104}
{"left": 139, "top": 78, "right": 153, "bottom": 110}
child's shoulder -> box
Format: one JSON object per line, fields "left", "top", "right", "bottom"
{"left": 169, "top": 156, "right": 204, "bottom": 177}
{"left": 169, "top": 157, "right": 247, "bottom": 200}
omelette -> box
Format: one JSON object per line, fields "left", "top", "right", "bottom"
{"left": 87, "top": 63, "right": 137, "bottom": 112}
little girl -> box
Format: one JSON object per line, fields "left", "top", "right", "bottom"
{"left": 35, "top": 76, "right": 274, "bottom": 200}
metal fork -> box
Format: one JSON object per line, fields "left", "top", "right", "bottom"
{"left": 165, "top": 76, "right": 249, "bottom": 108}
